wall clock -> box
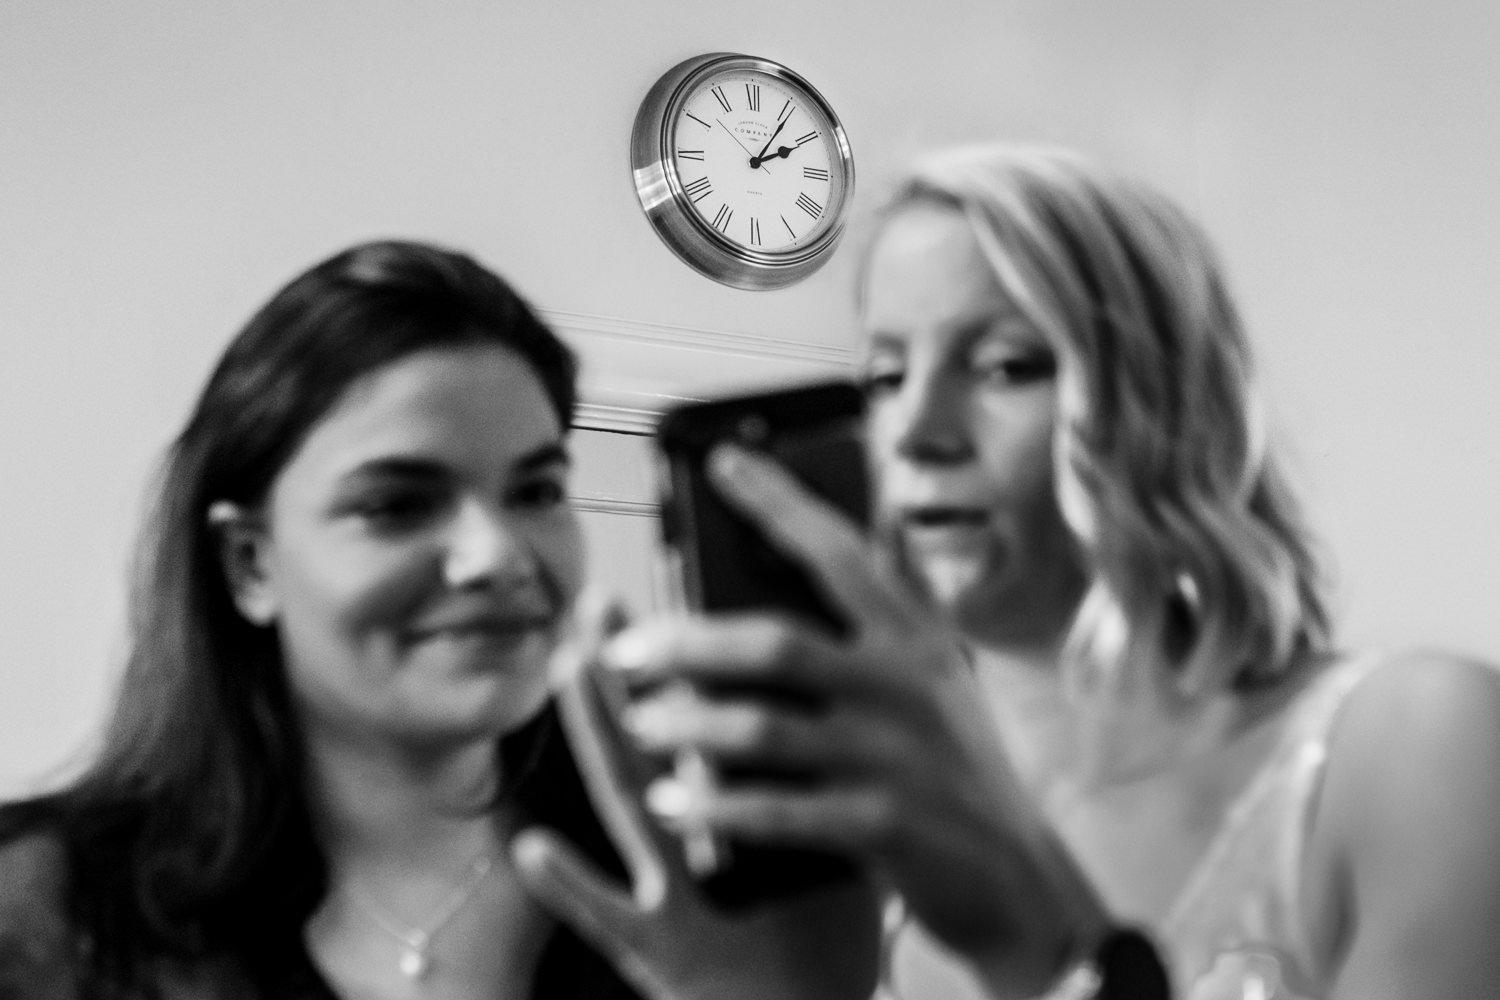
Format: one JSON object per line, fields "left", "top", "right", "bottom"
{"left": 631, "top": 52, "right": 856, "bottom": 290}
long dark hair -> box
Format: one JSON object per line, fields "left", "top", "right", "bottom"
{"left": 3, "top": 241, "right": 583, "bottom": 984}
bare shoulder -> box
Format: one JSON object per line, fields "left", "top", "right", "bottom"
{"left": 0, "top": 823, "right": 82, "bottom": 998}
{"left": 1317, "top": 647, "right": 1500, "bottom": 831}
{"left": 1326, "top": 648, "right": 1500, "bottom": 777}
{"left": 0, "top": 827, "right": 74, "bottom": 941}
{"left": 0, "top": 824, "right": 72, "bottom": 924}
{"left": 0, "top": 826, "right": 69, "bottom": 887}
{"left": 1307, "top": 649, "right": 1500, "bottom": 995}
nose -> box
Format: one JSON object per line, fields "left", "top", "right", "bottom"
{"left": 442, "top": 500, "right": 538, "bottom": 591}
{"left": 888, "top": 368, "right": 974, "bottom": 466}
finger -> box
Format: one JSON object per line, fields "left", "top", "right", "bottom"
{"left": 551, "top": 588, "right": 632, "bottom": 687}
{"left": 646, "top": 781, "right": 903, "bottom": 859}
{"left": 867, "top": 526, "right": 933, "bottom": 616}
{"left": 574, "top": 585, "right": 633, "bottom": 633}
{"left": 627, "top": 691, "right": 922, "bottom": 777}
{"left": 603, "top": 612, "right": 881, "bottom": 700}
{"left": 605, "top": 613, "right": 959, "bottom": 722}
{"left": 554, "top": 659, "right": 677, "bottom": 909}
{"left": 707, "top": 445, "right": 920, "bottom": 629}
{"left": 511, "top": 826, "right": 644, "bottom": 949}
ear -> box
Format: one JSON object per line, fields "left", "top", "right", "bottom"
{"left": 207, "top": 500, "right": 279, "bottom": 626}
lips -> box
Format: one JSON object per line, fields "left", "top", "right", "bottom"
{"left": 420, "top": 618, "right": 548, "bottom": 638}
{"left": 897, "top": 504, "right": 995, "bottom": 557}
{"left": 406, "top": 614, "right": 556, "bottom": 672}
{"left": 901, "top": 505, "right": 989, "bottom": 528}
{"left": 408, "top": 604, "right": 555, "bottom": 642}
{"left": 893, "top": 505, "right": 998, "bottom": 603}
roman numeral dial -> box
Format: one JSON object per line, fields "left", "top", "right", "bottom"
{"left": 633, "top": 54, "right": 855, "bottom": 289}
{"left": 666, "top": 65, "right": 850, "bottom": 255}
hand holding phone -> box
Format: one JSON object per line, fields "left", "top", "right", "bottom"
{"left": 652, "top": 379, "right": 870, "bottom": 909}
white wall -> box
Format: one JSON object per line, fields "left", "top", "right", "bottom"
{"left": 3, "top": 0, "right": 1497, "bottom": 794}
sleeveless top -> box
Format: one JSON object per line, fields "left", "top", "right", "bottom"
{"left": 880, "top": 654, "right": 1384, "bottom": 1000}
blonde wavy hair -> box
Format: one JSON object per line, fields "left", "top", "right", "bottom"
{"left": 862, "top": 144, "right": 1332, "bottom": 700}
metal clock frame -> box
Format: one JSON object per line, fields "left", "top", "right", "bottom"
{"left": 630, "top": 52, "right": 856, "bottom": 291}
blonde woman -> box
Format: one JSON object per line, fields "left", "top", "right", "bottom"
{"left": 519, "top": 146, "right": 1500, "bottom": 999}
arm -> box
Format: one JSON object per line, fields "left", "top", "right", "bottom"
{"left": 604, "top": 446, "right": 1111, "bottom": 998}
{"left": 1310, "top": 651, "right": 1500, "bottom": 1000}
{"left": 0, "top": 830, "right": 82, "bottom": 999}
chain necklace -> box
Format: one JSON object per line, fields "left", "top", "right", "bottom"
{"left": 343, "top": 852, "right": 497, "bottom": 982}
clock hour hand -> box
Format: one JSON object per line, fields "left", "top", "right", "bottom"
{"left": 749, "top": 117, "right": 789, "bottom": 169}
{"left": 716, "top": 118, "right": 772, "bottom": 173}
{"left": 761, "top": 130, "right": 822, "bottom": 164}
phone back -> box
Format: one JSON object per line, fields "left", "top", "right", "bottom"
{"left": 656, "top": 379, "right": 870, "bottom": 635}
{"left": 653, "top": 380, "right": 870, "bottom": 909}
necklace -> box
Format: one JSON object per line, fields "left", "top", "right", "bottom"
{"left": 343, "top": 852, "right": 497, "bottom": 982}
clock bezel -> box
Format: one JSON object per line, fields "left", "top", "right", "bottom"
{"left": 630, "top": 52, "right": 856, "bottom": 291}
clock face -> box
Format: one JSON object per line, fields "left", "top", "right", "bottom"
{"left": 632, "top": 54, "right": 856, "bottom": 290}
{"left": 667, "top": 68, "right": 846, "bottom": 255}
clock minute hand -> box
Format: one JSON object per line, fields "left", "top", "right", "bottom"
{"left": 716, "top": 118, "right": 772, "bottom": 173}
{"left": 749, "top": 118, "right": 789, "bottom": 169}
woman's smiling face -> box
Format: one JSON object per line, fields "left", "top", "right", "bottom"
{"left": 234, "top": 344, "right": 583, "bottom": 746}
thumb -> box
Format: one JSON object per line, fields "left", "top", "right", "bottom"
{"left": 574, "top": 586, "right": 633, "bottom": 642}
{"left": 511, "top": 826, "right": 644, "bottom": 958}
{"left": 553, "top": 587, "right": 632, "bottom": 686}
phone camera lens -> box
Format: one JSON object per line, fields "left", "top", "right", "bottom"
{"left": 735, "top": 414, "right": 770, "bottom": 445}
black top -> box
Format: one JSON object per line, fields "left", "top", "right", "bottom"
{"left": 0, "top": 703, "right": 641, "bottom": 999}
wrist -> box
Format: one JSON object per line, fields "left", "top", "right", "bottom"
{"left": 1050, "top": 926, "right": 1172, "bottom": 1000}
{"left": 965, "top": 824, "right": 1119, "bottom": 997}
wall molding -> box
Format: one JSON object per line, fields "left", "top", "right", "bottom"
{"left": 570, "top": 496, "right": 659, "bottom": 518}
{"left": 542, "top": 309, "right": 855, "bottom": 366}
{"left": 542, "top": 308, "right": 856, "bottom": 434}
{"left": 572, "top": 401, "right": 661, "bottom": 435}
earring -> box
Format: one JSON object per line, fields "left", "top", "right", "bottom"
{"left": 208, "top": 500, "right": 278, "bottom": 626}
{"left": 1173, "top": 570, "right": 1201, "bottom": 614}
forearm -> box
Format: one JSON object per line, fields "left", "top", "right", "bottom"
{"left": 964, "top": 825, "right": 1116, "bottom": 998}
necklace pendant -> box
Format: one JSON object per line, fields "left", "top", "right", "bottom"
{"left": 344, "top": 851, "right": 495, "bottom": 986}
{"left": 399, "top": 943, "right": 431, "bottom": 980}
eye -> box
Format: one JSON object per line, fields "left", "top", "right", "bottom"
{"left": 969, "top": 338, "right": 1057, "bottom": 386}
{"left": 859, "top": 347, "right": 907, "bottom": 396}
{"left": 509, "top": 474, "right": 569, "bottom": 511}
{"left": 346, "top": 489, "right": 445, "bottom": 532}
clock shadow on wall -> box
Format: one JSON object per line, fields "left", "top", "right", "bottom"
{"left": 631, "top": 53, "right": 856, "bottom": 290}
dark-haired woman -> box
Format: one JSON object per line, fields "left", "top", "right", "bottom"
{"left": 0, "top": 240, "right": 879, "bottom": 1000}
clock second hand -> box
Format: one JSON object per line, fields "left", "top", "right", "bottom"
{"left": 716, "top": 118, "right": 772, "bottom": 173}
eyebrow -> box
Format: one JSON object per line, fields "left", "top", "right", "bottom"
{"left": 516, "top": 441, "right": 572, "bottom": 473}
{"left": 339, "top": 440, "right": 572, "bottom": 485}
{"left": 862, "top": 331, "right": 908, "bottom": 354}
{"left": 964, "top": 313, "right": 1041, "bottom": 343}
{"left": 864, "top": 314, "right": 1037, "bottom": 352}
{"left": 341, "top": 457, "right": 449, "bottom": 484}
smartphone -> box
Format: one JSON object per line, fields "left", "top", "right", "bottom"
{"left": 653, "top": 379, "right": 870, "bottom": 909}
{"left": 656, "top": 378, "right": 870, "bottom": 635}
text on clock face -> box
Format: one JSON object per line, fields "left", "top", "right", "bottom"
{"left": 673, "top": 72, "right": 841, "bottom": 252}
